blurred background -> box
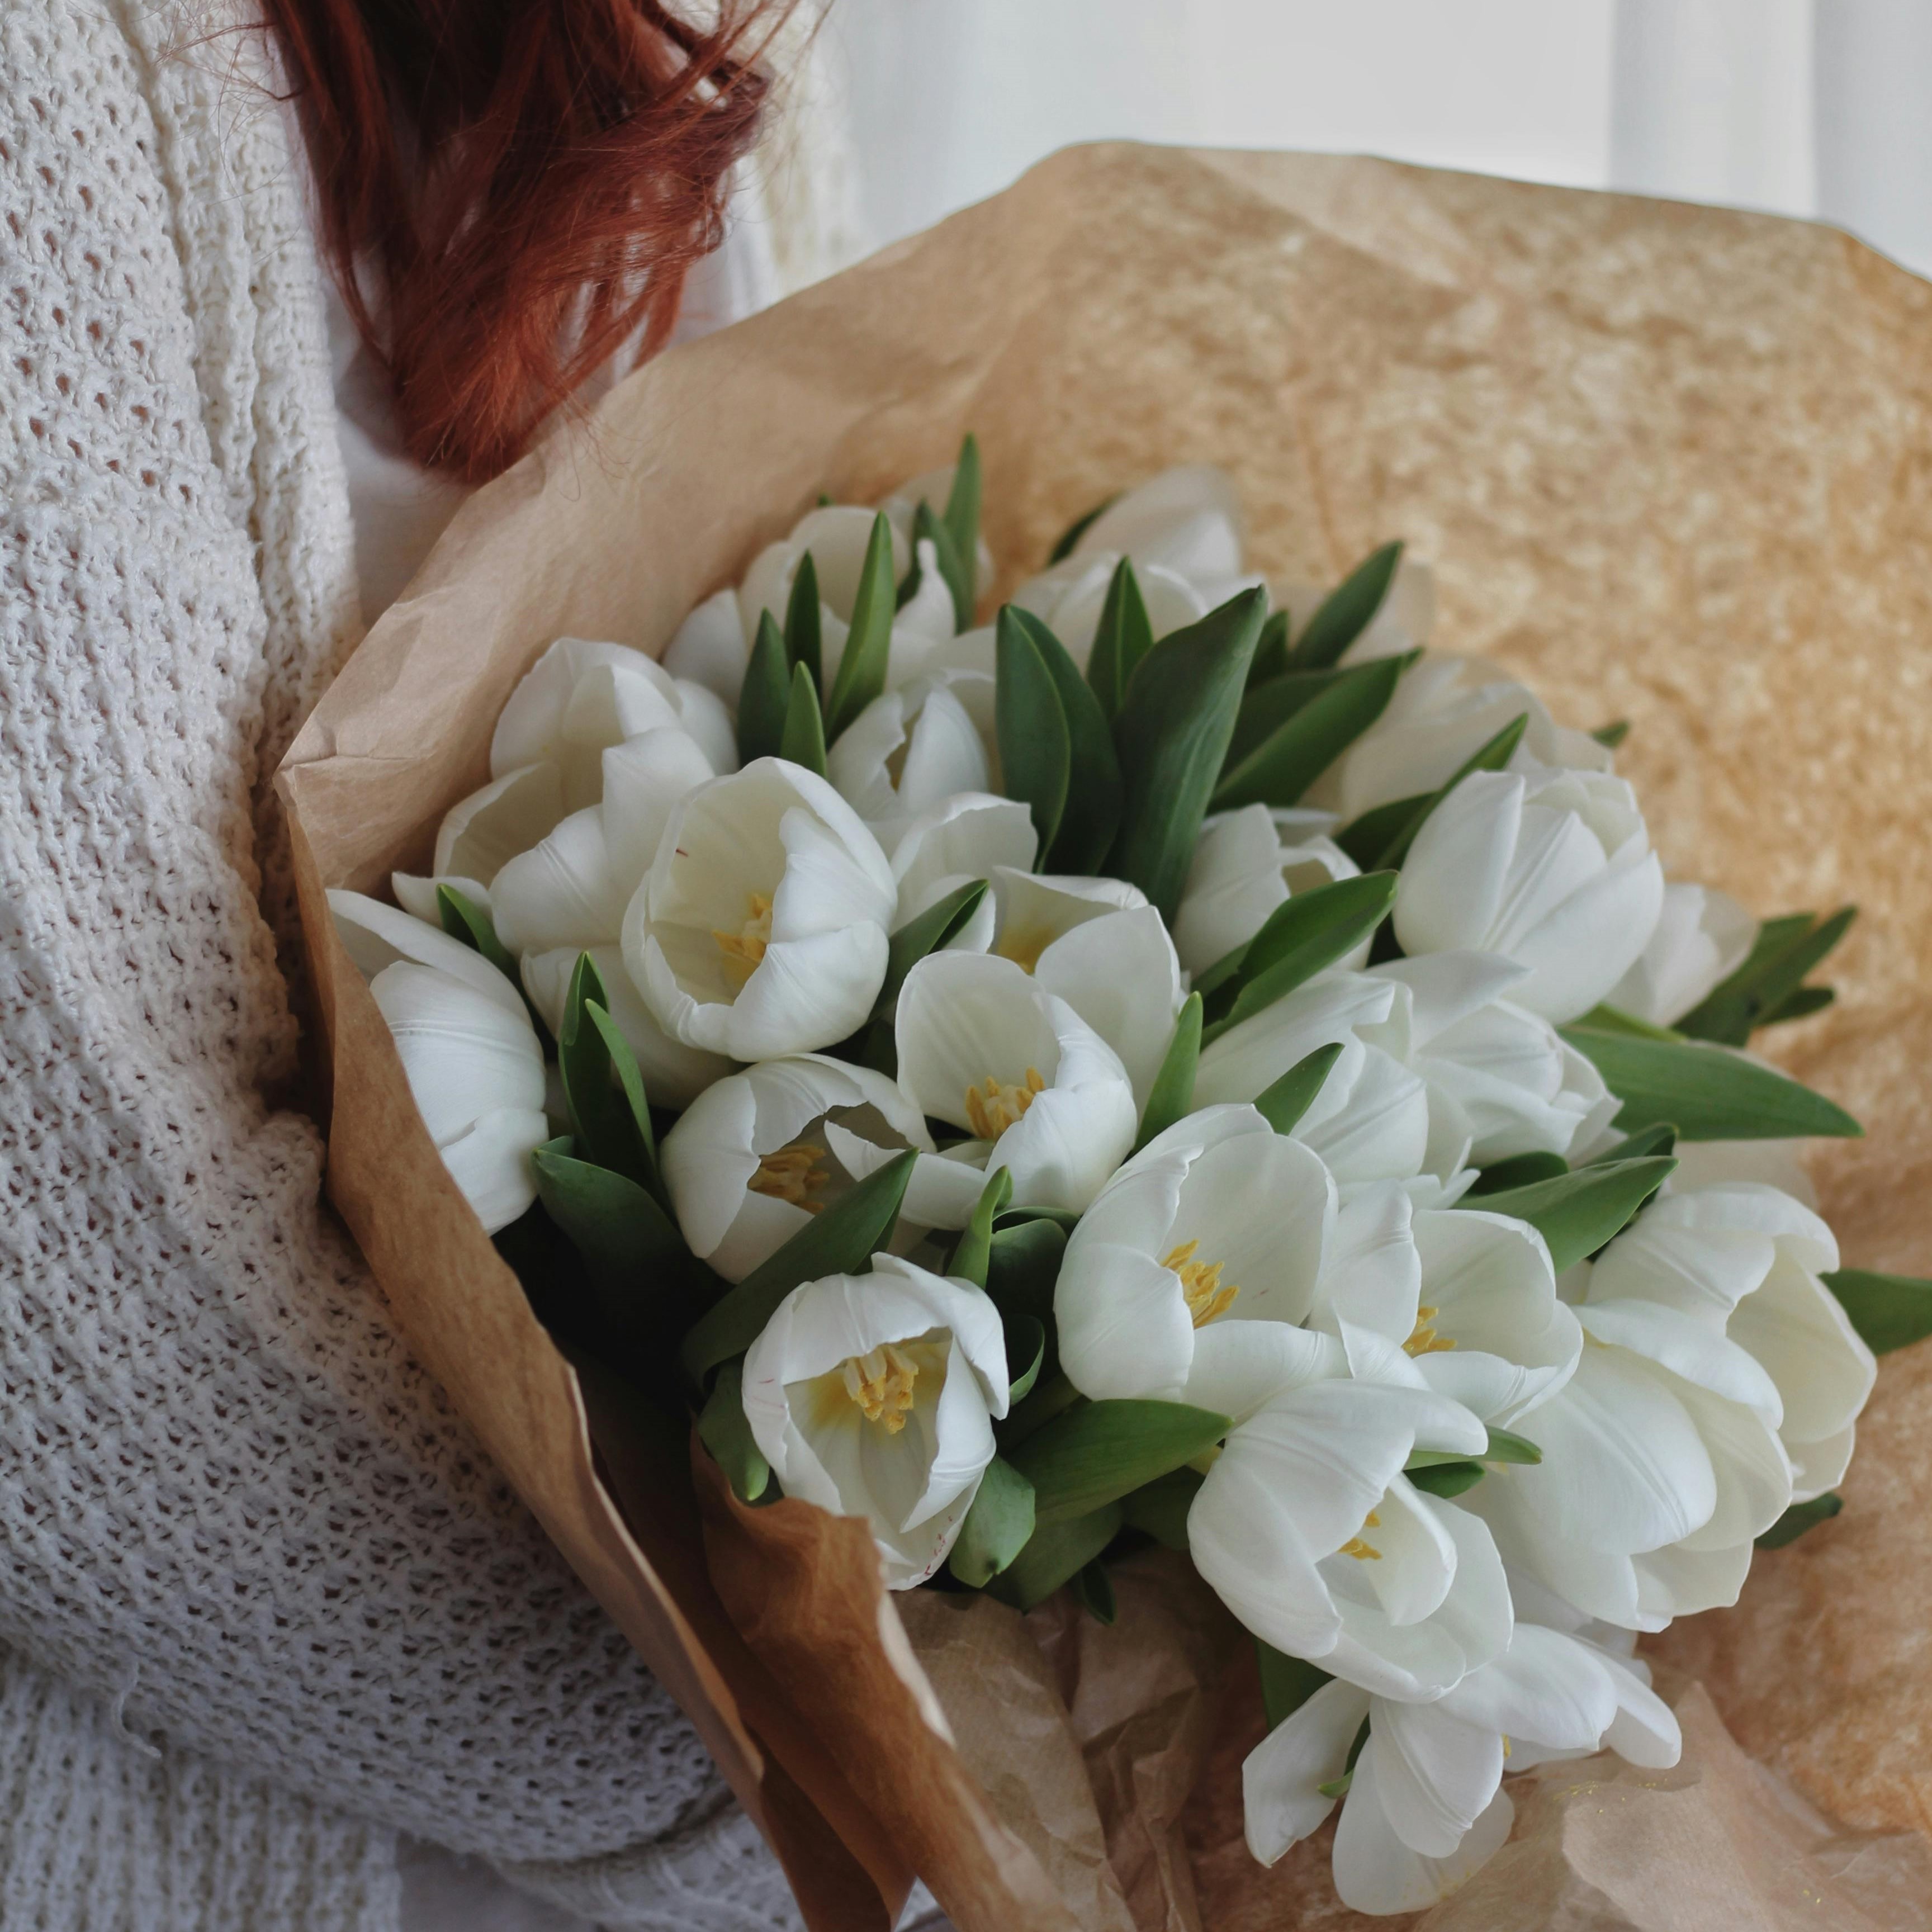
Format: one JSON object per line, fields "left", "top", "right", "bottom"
{"left": 825, "top": 0, "right": 1931, "bottom": 279}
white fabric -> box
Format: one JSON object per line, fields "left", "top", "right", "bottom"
{"left": 0, "top": 4, "right": 848, "bottom": 1929}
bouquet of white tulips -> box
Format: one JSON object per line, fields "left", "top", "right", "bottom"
{"left": 330, "top": 441, "right": 1928, "bottom": 1918}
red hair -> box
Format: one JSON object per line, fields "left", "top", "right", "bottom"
{"left": 264, "top": 0, "right": 779, "bottom": 482}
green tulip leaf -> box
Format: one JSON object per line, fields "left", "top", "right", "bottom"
{"left": 1212, "top": 652, "right": 1410, "bottom": 811}
{"left": 823, "top": 511, "right": 898, "bottom": 739}
{"left": 906, "top": 498, "right": 974, "bottom": 633}
{"left": 1405, "top": 1460, "right": 1486, "bottom": 1499}
{"left": 1258, "top": 1642, "right": 1333, "bottom": 1730}
{"left": 1107, "top": 587, "right": 1268, "bottom": 922}
{"left": 948, "top": 1455, "right": 1036, "bottom": 1587}
{"left": 1246, "top": 608, "right": 1291, "bottom": 688}
{"left": 557, "top": 954, "right": 661, "bottom": 1196}
{"left": 1591, "top": 719, "right": 1630, "bottom": 750}
{"left": 1456, "top": 1156, "right": 1677, "bottom": 1274}
{"left": 697, "top": 1360, "right": 770, "bottom": 1505}
{"left": 1001, "top": 606, "right": 1123, "bottom": 873}
{"left": 1371, "top": 712, "right": 1530, "bottom": 871}
{"left": 1253, "top": 1041, "right": 1346, "bottom": 1136}
{"left": 737, "top": 611, "right": 790, "bottom": 764}
{"left": 949, "top": 1166, "right": 1012, "bottom": 1292}
{"left": 435, "top": 882, "right": 523, "bottom": 989}
{"left": 1286, "top": 541, "right": 1403, "bottom": 671}
{"left": 1086, "top": 557, "right": 1157, "bottom": 721}
{"left": 784, "top": 551, "right": 823, "bottom": 690}
{"left": 1201, "top": 872, "right": 1399, "bottom": 1041}
{"left": 1131, "top": 992, "right": 1202, "bottom": 1153}
{"left": 996, "top": 606, "right": 1073, "bottom": 860}
{"left": 875, "top": 878, "right": 989, "bottom": 1020}
{"left": 943, "top": 433, "right": 982, "bottom": 615}
{"left": 1465, "top": 1152, "right": 1570, "bottom": 1195}
{"left": 1675, "top": 907, "right": 1855, "bottom": 1046}
{"left": 1561, "top": 1028, "right": 1863, "bottom": 1142}
{"left": 1756, "top": 1491, "right": 1843, "bottom": 1549}
{"left": 986, "top": 1503, "right": 1123, "bottom": 1611}
{"left": 1005, "top": 1314, "right": 1048, "bottom": 1406}
{"left": 1821, "top": 1268, "right": 1932, "bottom": 1356}
{"left": 1046, "top": 492, "right": 1119, "bottom": 564}
{"left": 1010, "top": 1398, "right": 1230, "bottom": 1526}
{"left": 1069, "top": 1559, "right": 1117, "bottom": 1625}
{"left": 1119, "top": 1466, "right": 1203, "bottom": 1552}
{"left": 780, "top": 660, "right": 828, "bottom": 775}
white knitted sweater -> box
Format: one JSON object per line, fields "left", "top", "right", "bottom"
{"left": 0, "top": 4, "right": 854, "bottom": 1927}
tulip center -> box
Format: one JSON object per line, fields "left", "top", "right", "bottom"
{"left": 1404, "top": 1305, "right": 1456, "bottom": 1356}
{"left": 1164, "top": 1239, "right": 1240, "bottom": 1326}
{"left": 749, "top": 1142, "right": 828, "bottom": 1212}
{"left": 840, "top": 1343, "right": 921, "bottom": 1434}
{"left": 996, "top": 926, "right": 1053, "bottom": 974}
{"left": 713, "top": 891, "right": 774, "bottom": 979}
{"left": 1338, "top": 1509, "right": 1384, "bottom": 1562}
{"left": 964, "top": 1067, "right": 1045, "bottom": 1139}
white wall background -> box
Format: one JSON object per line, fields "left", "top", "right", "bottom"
{"left": 831, "top": 0, "right": 1932, "bottom": 278}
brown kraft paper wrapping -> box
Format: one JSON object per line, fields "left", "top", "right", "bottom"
{"left": 277, "top": 144, "right": 1932, "bottom": 1926}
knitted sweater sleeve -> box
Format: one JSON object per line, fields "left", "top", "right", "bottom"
{"left": 0, "top": 6, "right": 793, "bottom": 1924}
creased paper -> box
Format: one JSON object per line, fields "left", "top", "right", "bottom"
{"left": 279, "top": 144, "right": 1932, "bottom": 1928}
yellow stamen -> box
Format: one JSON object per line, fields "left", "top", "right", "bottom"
{"left": 1502, "top": 1734, "right": 1513, "bottom": 1760}
{"left": 1339, "top": 1508, "right": 1384, "bottom": 1561}
{"left": 1404, "top": 1303, "right": 1457, "bottom": 1356}
{"left": 964, "top": 1066, "right": 1046, "bottom": 1139}
{"left": 840, "top": 1343, "right": 921, "bottom": 1434}
{"left": 749, "top": 1143, "right": 828, "bottom": 1211}
{"left": 713, "top": 892, "right": 774, "bottom": 978}
{"left": 1162, "top": 1239, "right": 1241, "bottom": 1327}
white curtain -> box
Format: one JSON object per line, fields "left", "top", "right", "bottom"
{"left": 830, "top": 0, "right": 1932, "bottom": 278}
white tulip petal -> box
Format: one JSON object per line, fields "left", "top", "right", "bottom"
{"left": 1194, "top": 974, "right": 1397, "bottom": 1107}
{"left": 897, "top": 951, "right": 1067, "bottom": 1127}
{"left": 1332, "top": 1742, "right": 1513, "bottom": 1917}
{"left": 1313, "top": 1182, "right": 1420, "bottom": 1342}
{"left": 1664, "top": 1377, "right": 1793, "bottom": 1552}
{"left": 1395, "top": 772, "right": 1523, "bottom": 958}
{"left": 1441, "top": 1623, "right": 1616, "bottom": 1752}
{"left": 1369, "top": 1701, "right": 1504, "bottom": 1858}
{"left": 991, "top": 1077, "right": 1139, "bottom": 1214}
{"left": 1576, "top": 1300, "right": 1783, "bottom": 1421}
{"left": 1597, "top": 1651, "right": 1683, "bottom": 1768}
{"left": 1630, "top": 1536, "right": 1753, "bottom": 1625}
{"left": 490, "top": 806, "right": 629, "bottom": 954}
{"left": 1784, "top": 1418, "right": 1857, "bottom": 1502}
{"left": 328, "top": 888, "right": 526, "bottom": 1016}
{"left": 1241, "top": 1679, "right": 1371, "bottom": 1865}
{"left": 1609, "top": 882, "right": 1757, "bottom": 1026}
{"left": 1181, "top": 1320, "right": 1347, "bottom": 1423}
{"left": 602, "top": 729, "right": 717, "bottom": 883}
{"left": 1297, "top": 1046, "right": 1432, "bottom": 1192}
{"left": 1072, "top": 465, "right": 1244, "bottom": 583}
{"left": 1507, "top": 851, "right": 1666, "bottom": 1022}
{"left": 1033, "top": 906, "right": 1184, "bottom": 1107}
{"left": 370, "top": 961, "right": 546, "bottom": 1148}
{"left": 891, "top": 792, "right": 1038, "bottom": 910}
{"left": 436, "top": 1105, "right": 548, "bottom": 1234}
{"left": 662, "top": 586, "right": 750, "bottom": 705}
{"left": 434, "top": 760, "right": 567, "bottom": 883}
{"left": 1465, "top": 1471, "right": 1643, "bottom": 1628}
{"left": 391, "top": 872, "right": 490, "bottom": 926}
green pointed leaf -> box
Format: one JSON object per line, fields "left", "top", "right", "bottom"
{"left": 1047, "top": 493, "right": 1118, "bottom": 564}
{"left": 558, "top": 953, "right": 660, "bottom": 1195}
{"left": 737, "top": 612, "right": 790, "bottom": 763}
{"left": 823, "top": 512, "right": 897, "bottom": 739}
{"left": 1371, "top": 712, "right": 1529, "bottom": 871}
{"left": 1821, "top": 1268, "right": 1932, "bottom": 1356}
{"left": 1457, "top": 1156, "right": 1677, "bottom": 1273}
{"left": 1005, "top": 1314, "right": 1048, "bottom": 1405}
{"left": 1132, "top": 992, "right": 1202, "bottom": 1153}
{"left": 1677, "top": 908, "right": 1855, "bottom": 1046}
{"left": 1258, "top": 1643, "right": 1332, "bottom": 1730}
{"left": 1227, "top": 664, "right": 1371, "bottom": 766}
{"left": 1010, "top": 1398, "right": 1231, "bottom": 1526}
{"left": 1591, "top": 719, "right": 1630, "bottom": 750}
{"left": 1465, "top": 1152, "right": 1569, "bottom": 1195}
{"left": 1560, "top": 1028, "right": 1863, "bottom": 1142}
{"left": 1756, "top": 1491, "right": 1843, "bottom": 1549}
{"left": 949, "top": 1166, "right": 1012, "bottom": 1292}
{"left": 784, "top": 551, "right": 822, "bottom": 690}
{"left": 948, "top": 1455, "right": 1036, "bottom": 1587}
{"left": 1107, "top": 587, "right": 1268, "bottom": 922}
{"left": 1574, "top": 1002, "right": 1683, "bottom": 1042}
{"left": 1086, "top": 557, "right": 1158, "bottom": 722}
{"left": 987, "top": 1503, "right": 1121, "bottom": 1611}
{"left": 532, "top": 1139, "right": 685, "bottom": 1271}
{"left": 998, "top": 1370, "right": 1082, "bottom": 1451}
{"left": 996, "top": 607, "right": 1072, "bottom": 859}
{"left": 1069, "top": 1559, "right": 1117, "bottom": 1624}
{"left": 1316, "top": 1719, "right": 1372, "bottom": 1798}
{"left": 1002, "top": 606, "right": 1123, "bottom": 873}
{"left": 1406, "top": 1460, "right": 1486, "bottom": 1498}
{"left": 1333, "top": 792, "right": 1427, "bottom": 872}
{"left": 1759, "top": 984, "right": 1835, "bottom": 1026}
{"left": 680, "top": 1150, "right": 917, "bottom": 1385}
{"left": 1253, "top": 1042, "right": 1345, "bottom": 1135}
{"left": 876, "top": 878, "right": 988, "bottom": 1019}
{"left": 697, "top": 1360, "right": 770, "bottom": 1504}
{"left": 1286, "top": 541, "right": 1403, "bottom": 670}
{"left": 1213, "top": 653, "right": 1409, "bottom": 810}
{"left": 1119, "top": 1467, "right": 1202, "bottom": 1552}
{"left": 1481, "top": 1426, "right": 1542, "bottom": 1465}
{"left": 1246, "top": 608, "right": 1291, "bottom": 688}
{"left": 1203, "top": 872, "right": 1399, "bottom": 1041}
{"left": 435, "top": 882, "right": 521, "bottom": 986}
{"left": 943, "top": 433, "right": 982, "bottom": 614}
{"left": 1584, "top": 1123, "right": 1677, "bottom": 1164}
{"left": 907, "top": 499, "right": 973, "bottom": 632}
{"left": 985, "top": 1218, "right": 1068, "bottom": 1329}
{"left": 779, "top": 660, "right": 828, "bottom": 775}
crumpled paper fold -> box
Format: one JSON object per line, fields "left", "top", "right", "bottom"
{"left": 279, "top": 144, "right": 1932, "bottom": 1928}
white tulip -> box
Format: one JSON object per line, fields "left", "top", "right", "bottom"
{"left": 520, "top": 944, "right": 732, "bottom": 1109}
{"left": 1245, "top": 1625, "right": 1679, "bottom": 1913}
{"left": 1055, "top": 1105, "right": 1346, "bottom": 1418}
{"left": 434, "top": 760, "right": 566, "bottom": 887}
{"left": 1367, "top": 953, "right": 1620, "bottom": 1165}
{"left": 888, "top": 793, "right": 1038, "bottom": 956}
{"left": 1066, "top": 463, "right": 1248, "bottom": 591}
{"left": 981, "top": 870, "right": 1185, "bottom": 1107}
{"left": 1194, "top": 974, "right": 1471, "bottom": 1205}
{"left": 1394, "top": 767, "right": 1665, "bottom": 1023}
{"left": 894, "top": 951, "right": 1137, "bottom": 1214}
{"left": 390, "top": 869, "right": 490, "bottom": 926}
{"left": 1188, "top": 1379, "right": 1508, "bottom": 1700}
{"left": 662, "top": 587, "right": 753, "bottom": 707}
{"left": 1589, "top": 1183, "right": 1874, "bottom": 1500}
{"left": 1008, "top": 552, "right": 1213, "bottom": 666}
{"left": 370, "top": 962, "right": 548, "bottom": 1235}
{"left": 328, "top": 888, "right": 527, "bottom": 1016}
{"left": 660, "top": 1055, "right": 981, "bottom": 1282}
{"left": 600, "top": 727, "right": 719, "bottom": 883}
{"left": 826, "top": 670, "right": 995, "bottom": 847}
{"left": 741, "top": 1254, "right": 1010, "bottom": 1588}
{"left": 1318, "top": 1196, "right": 1583, "bottom": 1430}
{"left": 1172, "top": 805, "right": 1360, "bottom": 978}
{"left": 1308, "top": 651, "right": 1611, "bottom": 823}
{"left": 1607, "top": 881, "right": 1756, "bottom": 1027}
{"left": 622, "top": 759, "right": 897, "bottom": 1061}
{"left": 491, "top": 637, "right": 735, "bottom": 811}
{"left": 1464, "top": 1186, "right": 1820, "bottom": 1629}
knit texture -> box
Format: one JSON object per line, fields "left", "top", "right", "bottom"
{"left": 0, "top": 3, "right": 787, "bottom": 1924}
